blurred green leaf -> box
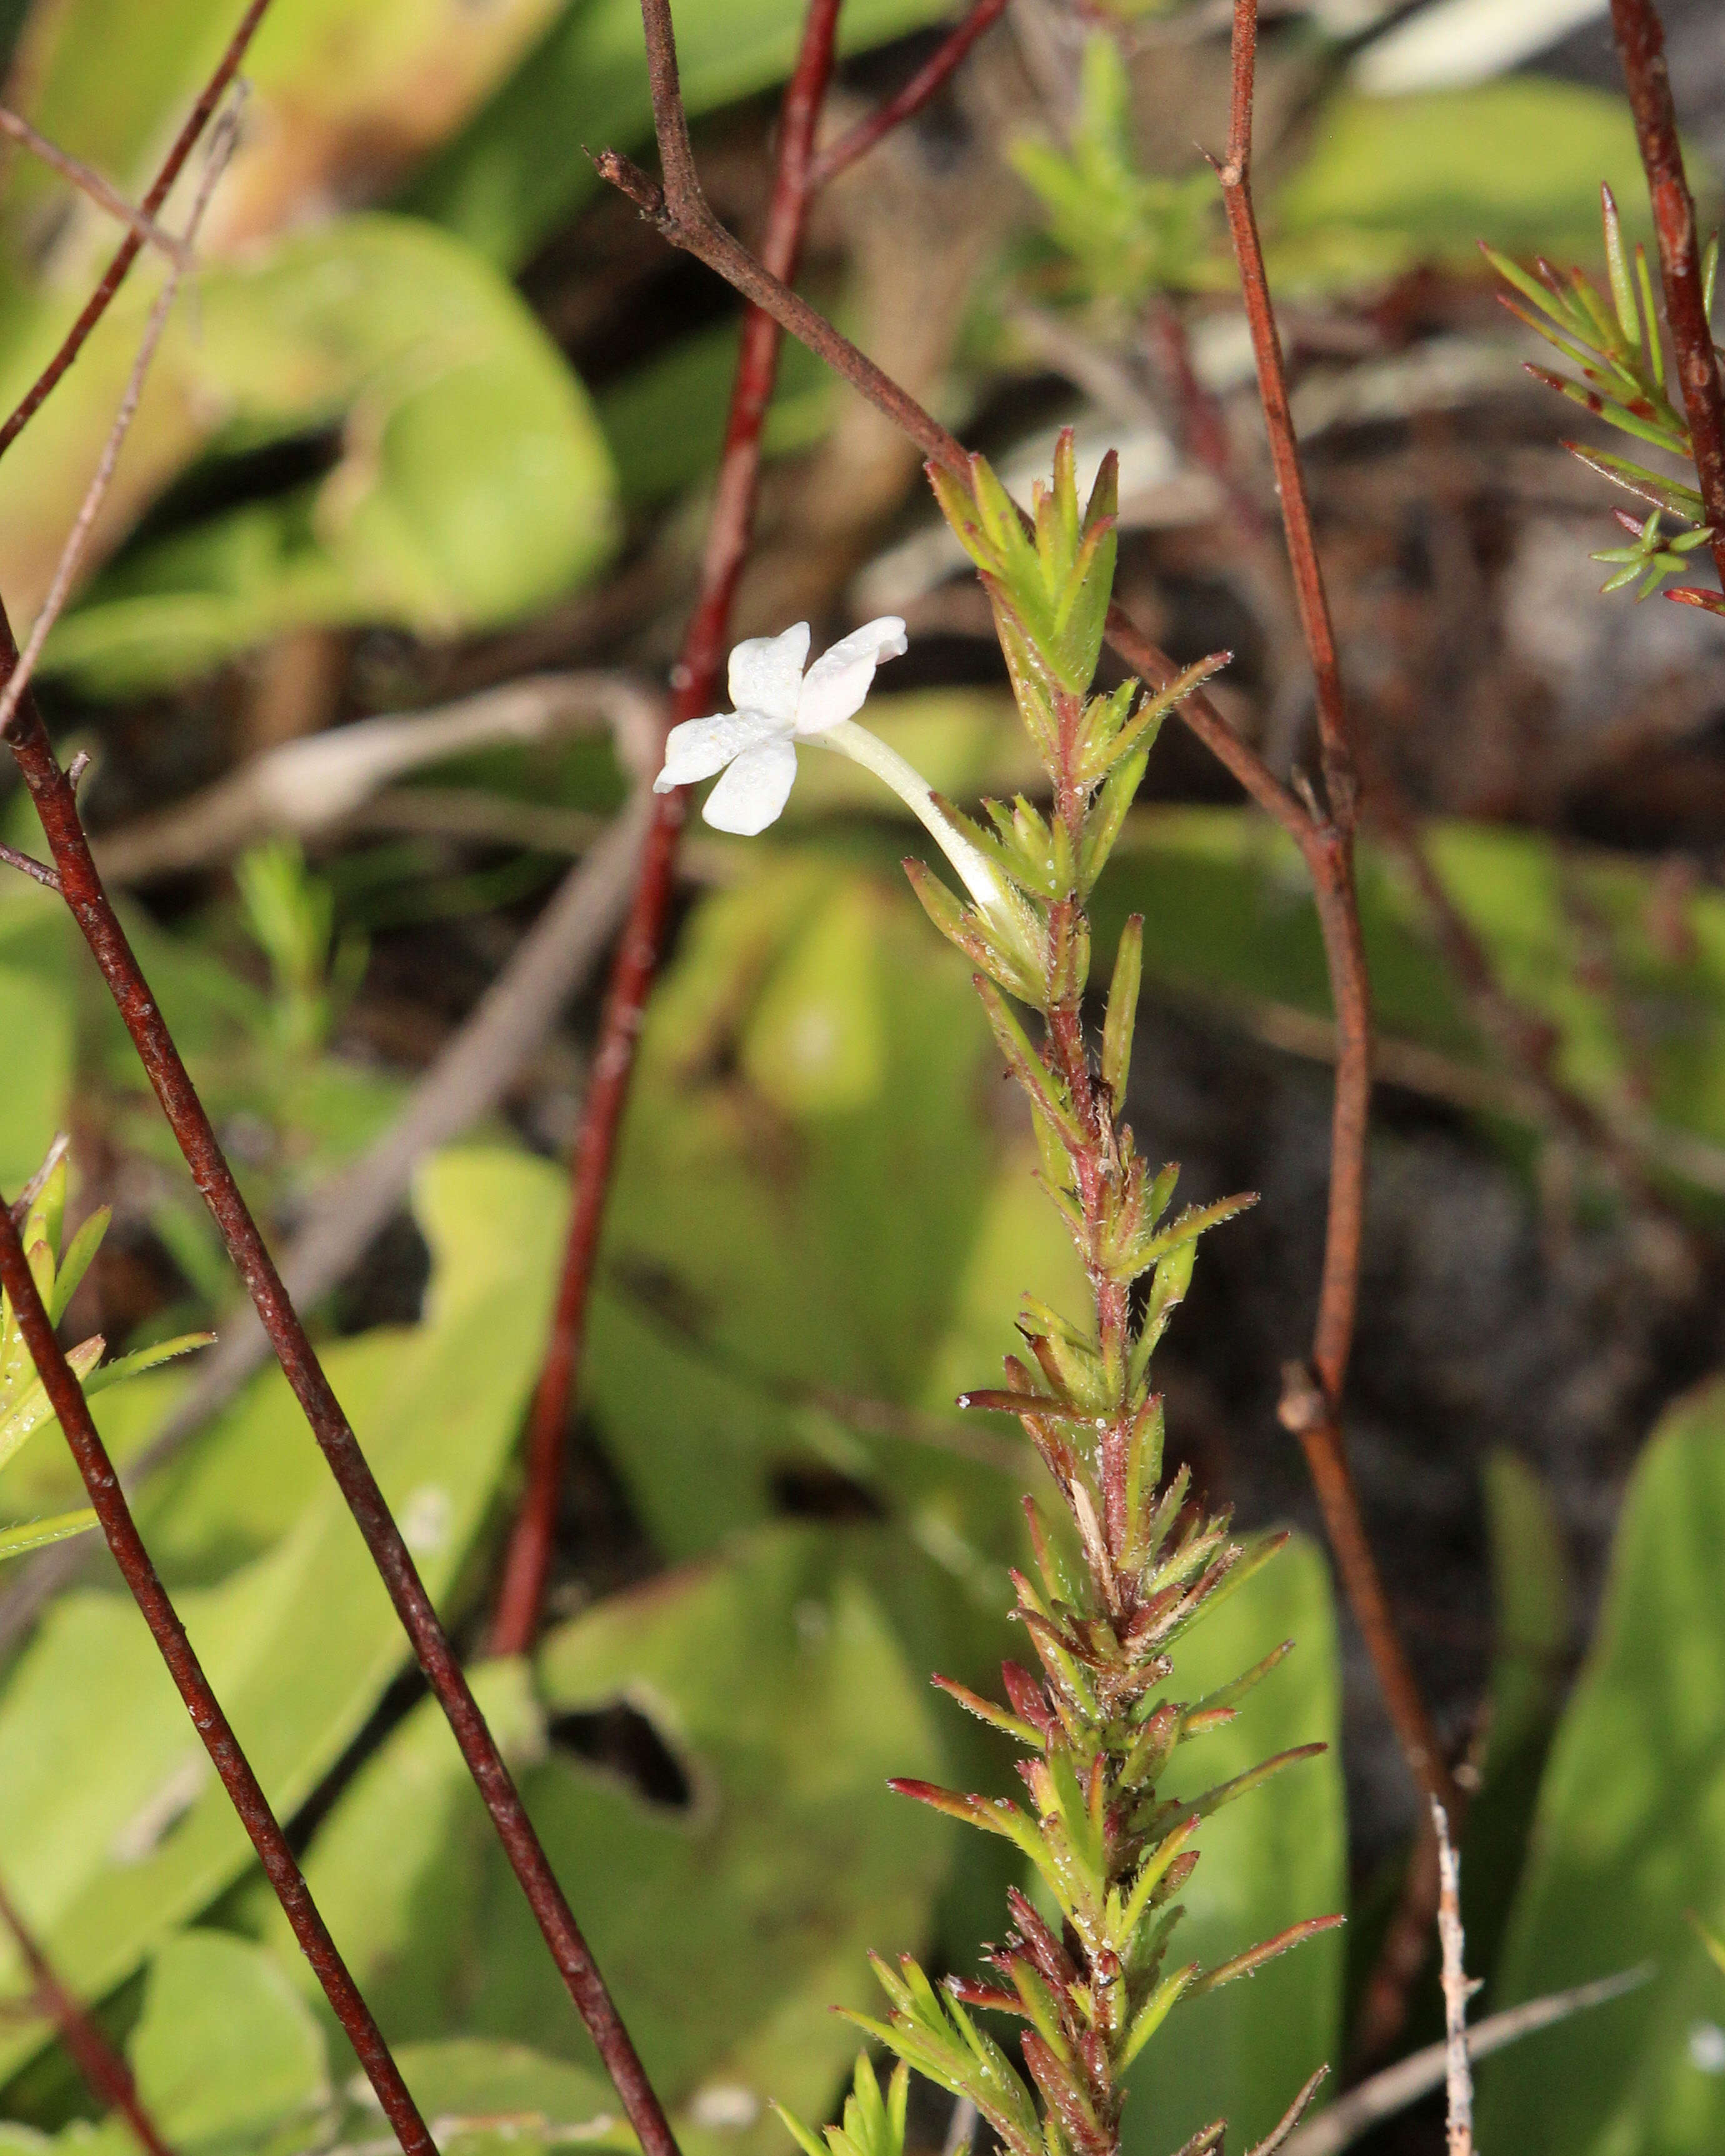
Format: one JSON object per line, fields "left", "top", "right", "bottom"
{"left": 0, "top": 915, "right": 72, "bottom": 1194}
{"left": 1010, "top": 32, "right": 1223, "bottom": 310}
{"left": 1266, "top": 79, "right": 1656, "bottom": 289}
{"left": 1120, "top": 1534, "right": 1344, "bottom": 2156}
{"left": 0, "top": 1145, "right": 565, "bottom": 2085}
{"left": 3, "top": 0, "right": 561, "bottom": 264}
{"left": 1095, "top": 809, "right": 1725, "bottom": 1202}
{"left": 22, "top": 216, "right": 616, "bottom": 693}
{"left": 251, "top": 1526, "right": 953, "bottom": 2156}
{"left": 584, "top": 859, "right": 1086, "bottom": 1559}
{"left": 376, "top": 2040, "right": 636, "bottom": 2156}
{"left": 129, "top": 1932, "right": 329, "bottom": 2154}
{"left": 598, "top": 321, "right": 831, "bottom": 509}
{"left": 247, "top": 1658, "right": 547, "bottom": 2047}
{"left": 406, "top": 0, "right": 963, "bottom": 269}
{"left": 1478, "top": 1379, "right": 1725, "bottom": 2152}
{"left": 1462, "top": 1451, "right": 1571, "bottom": 1999}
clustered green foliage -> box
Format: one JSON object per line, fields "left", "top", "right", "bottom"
{"left": 1011, "top": 36, "right": 1222, "bottom": 317}
{"left": 784, "top": 436, "right": 1335, "bottom": 2156}
{"left": 1488, "top": 185, "right": 1721, "bottom": 606}
{"left": 0, "top": 1148, "right": 208, "bottom": 1563}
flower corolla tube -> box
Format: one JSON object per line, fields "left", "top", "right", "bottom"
{"left": 653, "top": 619, "right": 1010, "bottom": 920}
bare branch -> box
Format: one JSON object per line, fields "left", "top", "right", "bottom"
{"left": 0, "top": 0, "right": 275, "bottom": 461}
{"left": 0, "top": 1197, "right": 433, "bottom": 2156}
{"left": 0, "top": 95, "right": 242, "bottom": 743}
{"left": 0, "top": 106, "right": 192, "bottom": 267}
{"left": 1433, "top": 1802, "right": 1479, "bottom": 2156}
{"left": 808, "top": 0, "right": 1008, "bottom": 191}
{"left": 1610, "top": 0, "right": 1725, "bottom": 590}
{"left": 90, "top": 673, "right": 662, "bottom": 882}
{"left": 0, "top": 1873, "right": 176, "bottom": 2156}
{"left": 1283, "top": 1965, "right": 1652, "bottom": 2156}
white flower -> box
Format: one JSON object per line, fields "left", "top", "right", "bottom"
{"left": 654, "top": 617, "right": 908, "bottom": 834}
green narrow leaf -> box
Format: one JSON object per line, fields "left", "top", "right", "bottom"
{"left": 972, "top": 977, "right": 1088, "bottom": 1150}
{"left": 1600, "top": 185, "right": 1639, "bottom": 347}
{"left": 1103, "top": 916, "right": 1144, "bottom": 1107}
{"left": 0, "top": 1509, "right": 96, "bottom": 1563}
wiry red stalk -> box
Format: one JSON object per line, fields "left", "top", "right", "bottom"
{"left": 0, "top": 622, "right": 681, "bottom": 2156}
{"left": 0, "top": 0, "right": 274, "bottom": 461}
{"left": 488, "top": 0, "right": 848, "bottom": 1657}
{"left": 0, "top": 6, "right": 679, "bottom": 2137}
{"left": 808, "top": 0, "right": 1008, "bottom": 192}
{"left": 1609, "top": 0, "right": 1725, "bottom": 591}
{"left": 0, "top": 1875, "right": 178, "bottom": 2156}
{"left": 1215, "top": 0, "right": 1452, "bottom": 1820}
{"left": 0, "top": 1199, "right": 434, "bottom": 2156}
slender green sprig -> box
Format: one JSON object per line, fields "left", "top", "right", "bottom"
{"left": 1011, "top": 34, "right": 1223, "bottom": 316}
{"left": 1488, "top": 185, "right": 1721, "bottom": 601}
{"left": 811, "top": 432, "right": 1336, "bottom": 2156}
{"left": 0, "top": 1142, "right": 209, "bottom": 1562}
{"left": 1591, "top": 506, "right": 1715, "bottom": 598}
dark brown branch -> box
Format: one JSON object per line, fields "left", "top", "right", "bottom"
{"left": 0, "top": 1874, "right": 176, "bottom": 2156}
{"left": 0, "top": 1199, "right": 432, "bottom": 2156}
{"left": 0, "top": 0, "right": 272, "bottom": 461}
{"left": 807, "top": 0, "right": 1008, "bottom": 192}
{"left": 1218, "top": 0, "right": 1452, "bottom": 1820}
{"left": 0, "top": 628, "right": 680, "bottom": 2156}
{"left": 1610, "top": 0, "right": 1725, "bottom": 590}
{"left": 488, "top": 0, "right": 848, "bottom": 1658}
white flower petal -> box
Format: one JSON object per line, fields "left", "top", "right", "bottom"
{"left": 701, "top": 736, "right": 799, "bottom": 834}
{"left": 654, "top": 707, "right": 782, "bottom": 792}
{"left": 794, "top": 616, "right": 908, "bottom": 735}
{"left": 728, "top": 623, "right": 809, "bottom": 726}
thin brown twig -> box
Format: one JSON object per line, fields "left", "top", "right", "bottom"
{"left": 1284, "top": 1964, "right": 1651, "bottom": 2156}
{"left": 0, "top": 795, "right": 652, "bottom": 1657}
{"left": 808, "top": 0, "right": 1008, "bottom": 191}
{"left": 603, "top": 0, "right": 1455, "bottom": 1823}
{"left": 1609, "top": 0, "right": 1725, "bottom": 591}
{"left": 0, "top": 1874, "right": 176, "bottom": 2156}
{"left": 1, "top": 637, "right": 680, "bottom": 2156}
{"left": 0, "top": 839, "right": 58, "bottom": 890}
{"left": 1214, "top": 0, "right": 1452, "bottom": 1818}
{"left": 0, "top": 0, "right": 274, "bottom": 462}
{"left": 1433, "top": 1801, "right": 1478, "bottom": 2156}
{"left": 486, "top": 0, "right": 848, "bottom": 1659}
{"left": 0, "top": 1198, "right": 434, "bottom": 2156}
{"left": 0, "top": 96, "right": 240, "bottom": 741}
{"left": 0, "top": 106, "right": 192, "bottom": 267}
{"left": 0, "top": 32, "right": 677, "bottom": 2151}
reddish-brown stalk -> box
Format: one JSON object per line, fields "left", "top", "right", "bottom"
{"left": 0, "top": 105, "right": 192, "bottom": 268}
{"left": 1216, "top": 0, "right": 1453, "bottom": 1818}
{"left": 0, "top": 1876, "right": 177, "bottom": 2156}
{"left": 486, "top": 0, "right": 846, "bottom": 1659}
{"left": 1609, "top": 0, "right": 1725, "bottom": 590}
{"left": 603, "top": 0, "right": 1454, "bottom": 1819}
{"left": 0, "top": 13, "right": 678, "bottom": 2140}
{"left": 0, "top": 0, "right": 274, "bottom": 460}
{"left": 0, "top": 1202, "right": 434, "bottom": 2156}
{"left": 807, "top": 0, "right": 1008, "bottom": 191}
{"left": 0, "top": 625, "right": 681, "bottom": 2156}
